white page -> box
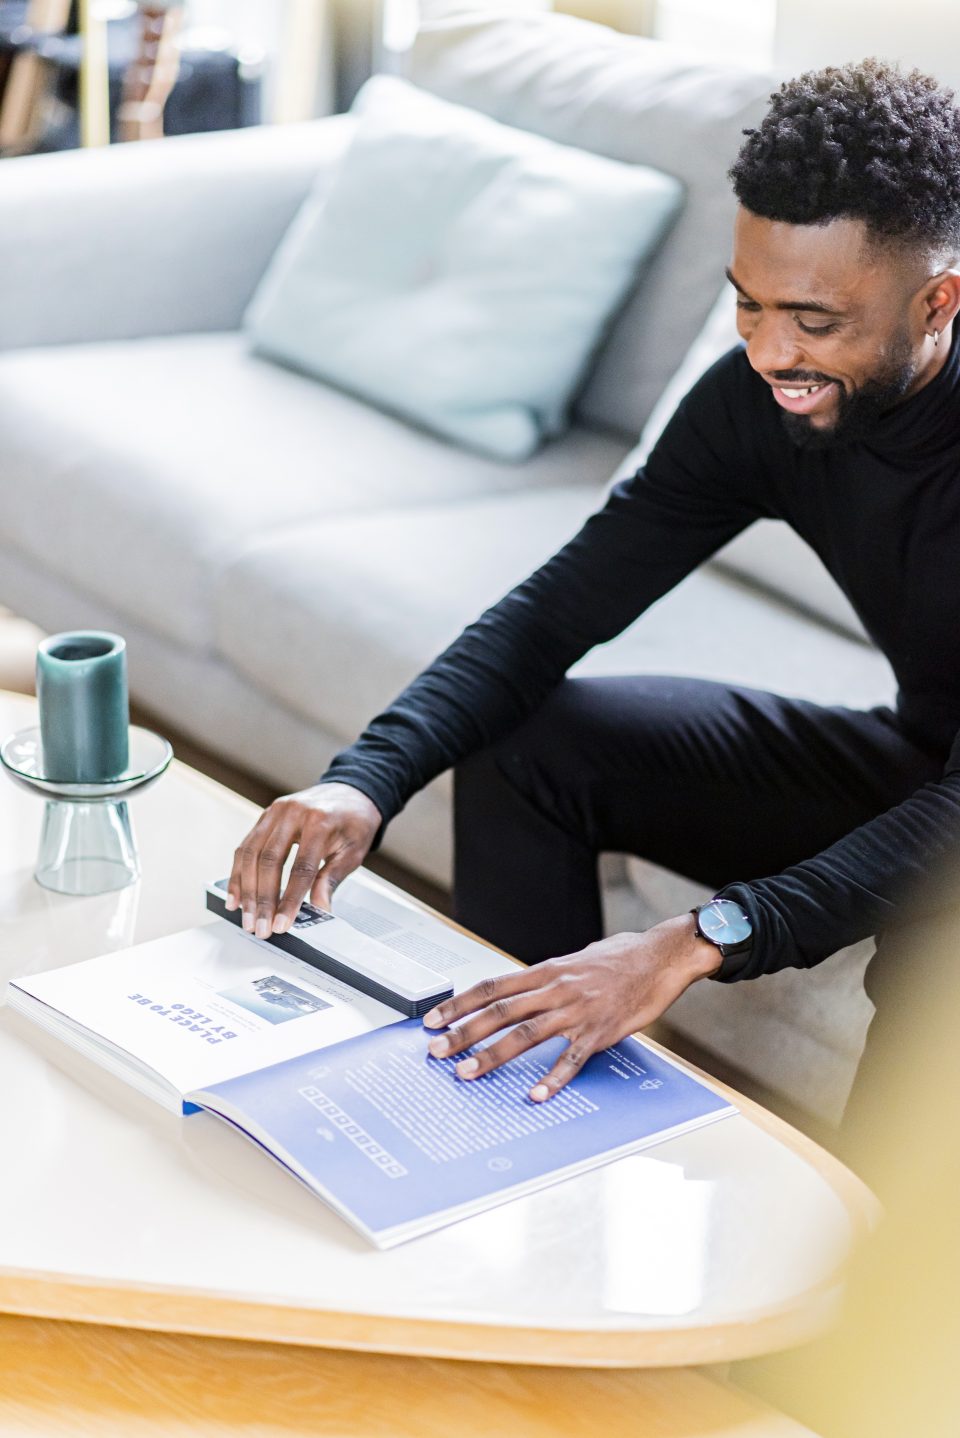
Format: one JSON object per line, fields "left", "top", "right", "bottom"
{"left": 10, "top": 923, "right": 400, "bottom": 1098}
{"left": 331, "top": 870, "right": 517, "bottom": 992}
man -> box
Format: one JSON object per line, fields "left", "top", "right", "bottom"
{"left": 228, "top": 60, "right": 960, "bottom": 1137}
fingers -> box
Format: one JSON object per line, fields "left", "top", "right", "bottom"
{"left": 431, "top": 1004, "right": 597, "bottom": 1101}
{"left": 454, "top": 1027, "right": 596, "bottom": 1100}
{"left": 425, "top": 989, "right": 553, "bottom": 1061}
{"left": 269, "top": 819, "right": 333, "bottom": 934}
{"left": 449, "top": 1014, "right": 571, "bottom": 1082}
{"left": 309, "top": 847, "right": 359, "bottom": 914}
{"left": 228, "top": 785, "right": 381, "bottom": 940}
{"left": 230, "top": 804, "right": 321, "bottom": 937}
{"left": 421, "top": 957, "right": 610, "bottom": 1100}
{"left": 231, "top": 809, "right": 288, "bottom": 934}
{"left": 422, "top": 965, "right": 597, "bottom": 1100}
{"left": 225, "top": 849, "right": 244, "bottom": 913}
{"left": 253, "top": 812, "right": 303, "bottom": 937}
{"left": 422, "top": 969, "right": 542, "bottom": 1030}
{"left": 528, "top": 1041, "right": 595, "bottom": 1101}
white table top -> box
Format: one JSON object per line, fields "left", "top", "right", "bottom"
{"left": 0, "top": 691, "right": 875, "bottom": 1366}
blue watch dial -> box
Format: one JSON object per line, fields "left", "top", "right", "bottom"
{"left": 697, "top": 898, "right": 752, "bottom": 947}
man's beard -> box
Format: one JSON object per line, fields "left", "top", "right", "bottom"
{"left": 778, "top": 335, "right": 919, "bottom": 450}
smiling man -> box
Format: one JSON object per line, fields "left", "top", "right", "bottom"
{"left": 230, "top": 61, "right": 960, "bottom": 1155}
{"left": 724, "top": 216, "right": 932, "bottom": 443}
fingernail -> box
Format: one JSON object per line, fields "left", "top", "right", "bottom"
{"left": 428, "top": 1036, "right": 450, "bottom": 1057}
{"left": 224, "top": 893, "right": 237, "bottom": 911}
{"left": 457, "top": 1057, "right": 479, "bottom": 1077}
{"left": 273, "top": 914, "right": 290, "bottom": 934}
{"left": 530, "top": 1084, "right": 549, "bottom": 1102}
{"left": 255, "top": 918, "right": 270, "bottom": 939}
{"left": 242, "top": 911, "right": 254, "bottom": 932}
{"left": 422, "top": 1008, "right": 442, "bottom": 1027}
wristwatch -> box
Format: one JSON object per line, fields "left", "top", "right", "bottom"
{"left": 690, "top": 897, "right": 753, "bottom": 960}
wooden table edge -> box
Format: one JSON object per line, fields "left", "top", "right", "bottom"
{"left": 0, "top": 1267, "right": 845, "bottom": 1368}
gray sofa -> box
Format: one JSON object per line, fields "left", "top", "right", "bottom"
{"left": 0, "top": 11, "right": 895, "bottom": 1125}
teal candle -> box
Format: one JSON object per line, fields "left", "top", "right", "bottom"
{"left": 36, "top": 631, "right": 129, "bottom": 782}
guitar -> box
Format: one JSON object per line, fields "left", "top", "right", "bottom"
{"left": 0, "top": 0, "right": 71, "bottom": 155}
{"left": 117, "top": 0, "right": 182, "bottom": 143}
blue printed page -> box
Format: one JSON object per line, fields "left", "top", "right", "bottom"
{"left": 192, "top": 1020, "right": 735, "bottom": 1246}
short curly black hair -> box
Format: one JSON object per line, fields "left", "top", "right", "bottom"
{"left": 730, "top": 59, "right": 960, "bottom": 257}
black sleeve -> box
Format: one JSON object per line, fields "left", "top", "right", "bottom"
{"left": 321, "top": 352, "right": 764, "bottom": 831}
{"left": 715, "top": 725, "right": 960, "bottom": 980}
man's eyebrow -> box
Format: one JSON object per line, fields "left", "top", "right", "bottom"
{"left": 724, "top": 267, "right": 844, "bottom": 316}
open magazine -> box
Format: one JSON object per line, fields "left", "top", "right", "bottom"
{"left": 6, "top": 870, "right": 735, "bottom": 1248}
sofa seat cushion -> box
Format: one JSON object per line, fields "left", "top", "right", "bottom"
{"left": 0, "top": 333, "right": 627, "bottom": 653}
{"left": 213, "top": 485, "right": 896, "bottom": 751}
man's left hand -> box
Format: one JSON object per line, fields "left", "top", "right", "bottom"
{"left": 422, "top": 914, "right": 722, "bottom": 1101}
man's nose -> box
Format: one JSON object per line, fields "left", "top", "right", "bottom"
{"left": 744, "top": 316, "right": 805, "bottom": 377}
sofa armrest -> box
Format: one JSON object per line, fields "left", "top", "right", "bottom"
{"left": 0, "top": 116, "right": 354, "bottom": 351}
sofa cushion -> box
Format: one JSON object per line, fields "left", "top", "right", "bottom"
{"left": 213, "top": 486, "right": 896, "bottom": 751}
{"left": 0, "top": 333, "right": 627, "bottom": 652}
{"left": 246, "top": 75, "right": 682, "bottom": 461}
{"left": 406, "top": 10, "right": 774, "bottom": 437}
{"left": 0, "top": 114, "right": 357, "bottom": 354}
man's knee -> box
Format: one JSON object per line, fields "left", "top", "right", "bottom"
{"left": 863, "top": 908, "right": 958, "bottom": 1008}
{"left": 454, "top": 680, "right": 590, "bottom": 812}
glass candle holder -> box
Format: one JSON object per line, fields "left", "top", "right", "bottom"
{"left": 35, "top": 631, "right": 129, "bottom": 783}
{"left": 1, "top": 725, "right": 173, "bottom": 896}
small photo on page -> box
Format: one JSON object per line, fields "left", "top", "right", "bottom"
{"left": 218, "top": 975, "right": 332, "bottom": 1026}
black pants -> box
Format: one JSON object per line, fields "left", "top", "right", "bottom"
{"left": 452, "top": 676, "right": 947, "bottom": 1171}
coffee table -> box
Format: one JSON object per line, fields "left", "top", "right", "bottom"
{"left": 0, "top": 689, "right": 865, "bottom": 1432}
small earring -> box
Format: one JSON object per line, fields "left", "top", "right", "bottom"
{"left": 931, "top": 329, "right": 941, "bottom": 347}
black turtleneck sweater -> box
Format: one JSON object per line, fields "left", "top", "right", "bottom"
{"left": 323, "top": 334, "right": 960, "bottom": 981}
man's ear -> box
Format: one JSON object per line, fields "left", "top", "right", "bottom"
{"left": 922, "top": 270, "right": 960, "bottom": 332}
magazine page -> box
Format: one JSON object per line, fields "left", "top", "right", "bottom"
{"left": 9, "top": 923, "right": 401, "bottom": 1100}
{"left": 192, "top": 1018, "right": 736, "bottom": 1247}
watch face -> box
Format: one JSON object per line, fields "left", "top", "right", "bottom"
{"left": 698, "top": 898, "right": 752, "bottom": 947}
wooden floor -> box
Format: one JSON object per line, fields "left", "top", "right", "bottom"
{"left": 0, "top": 1314, "right": 823, "bottom": 1438}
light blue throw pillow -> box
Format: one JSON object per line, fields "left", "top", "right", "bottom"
{"left": 245, "top": 76, "right": 683, "bottom": 461}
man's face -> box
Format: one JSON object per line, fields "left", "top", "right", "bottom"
{"left": 729, "top": 209, "right": 934, "bottom": 448}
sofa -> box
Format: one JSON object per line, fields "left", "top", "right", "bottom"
{"left": 0, "top": 10, "right": 896, "bottom": 1127}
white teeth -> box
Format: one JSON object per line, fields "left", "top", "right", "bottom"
{"left": 780, "top": 384, "right": 823, "bottom": 398}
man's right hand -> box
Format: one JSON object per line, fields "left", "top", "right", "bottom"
{"left": 226, "top": 782, "right": 382, "bottom": 938}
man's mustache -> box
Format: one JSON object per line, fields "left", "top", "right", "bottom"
{"left": 770, "top": 370, "right": 839, "bottom": 385}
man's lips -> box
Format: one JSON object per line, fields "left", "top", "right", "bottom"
{"left": 768, "top": 379, "right": 840, "bottom": 415}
